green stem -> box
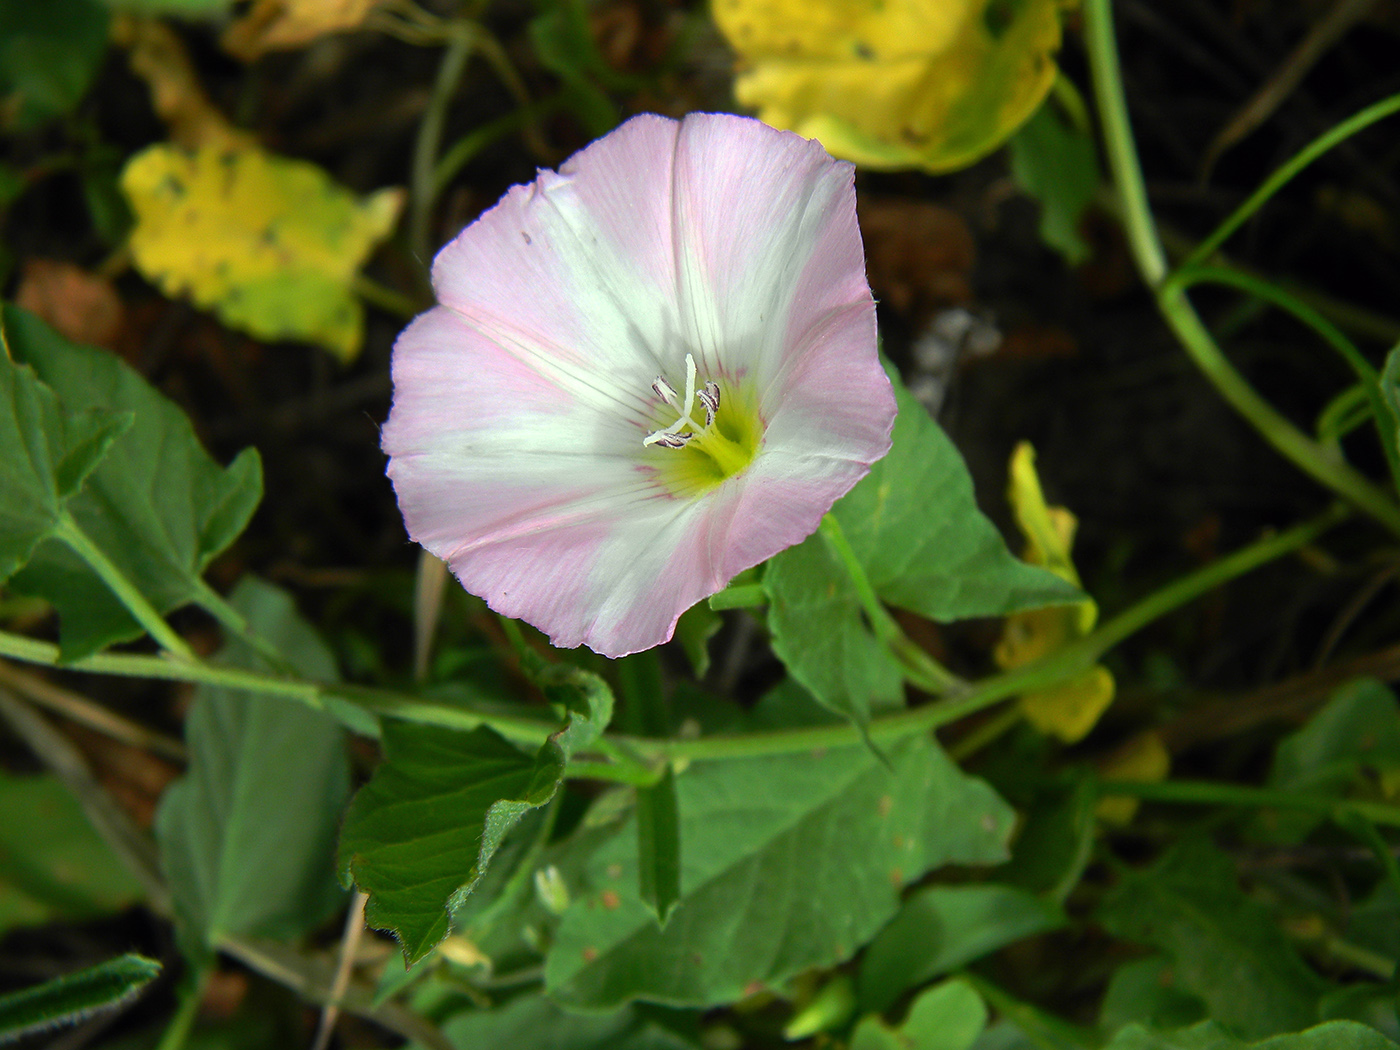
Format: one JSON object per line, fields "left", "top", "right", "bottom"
{"left": 1096, "top": 778, "right": 1400, "bottom": 828}
{"left": 1083, "top": 0, "right": 1400, "bottom": 538}
{"left": 53, "top": 513, "right": 195, "bottom": 660}
{"left": 946, "top": 706, "right": 1023, "bottom": 763}
{"left": 1182, "top": 91, "right": 1400, "bottom": 271}
{"left": 0, "top": 629, "right": 555, "bottom": 745}
{"left": 819, "top": 514, "right": 966, "bottom": 695}
{"left": 0, "top": 509, "right": 1345, "bottom": 765}
{"left": 1084, "top": 0, "right": 1165, "bottom": 286}
{"left": 353, "top": 274, "right": 422, "bottom": 320}
{"left": 1173, "top": 265, "right": 1400, "bottom": 494}
{"left": 155, "top": 971, "right": 207, "bottom": 1050}
{"left": 195, "top": 583, "right": 299, "bottom": 676}
{"left": 433, "top": 97, "right": 561, "bottom": 197}
{"left": 409, "top": 23, "right": 478, "bottom": 265}
{"left": 960, "top": 973, "right": 1099, "bottom": 1050}
{"left": 565, "top": 760, "right": 661, "bottom": 786}
{"left": 1336, "top": 813, "right": 1400, "bottom": 909}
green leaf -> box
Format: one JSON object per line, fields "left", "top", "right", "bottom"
{"left": 674, "top": 602, "right": 722, "bottom": 679}
{"left": 0, "top": 953, "right": 160, "bottom": 1044}
{"left": 339, "top": 722, "right": 561, "bottom": 967}
{"left": 527, "top": 0, "right": 627, "bottom": 137}
{"left": 0, "top": 340, "right": 129, "bottom": 584}
{"left": 1009, "top": 100, "right": 1100, "bottom": 264}
{"left": 0, "top": 0, "right": 109, "bottom": 130}
{"left": 440, "top": 994, "right": 693, "bottom": 1050}
{"left": 1099, "top": 956, "right": 1207, "bottom": 1033}
{"left": 852, "top": 978, "right": 987, "bottom": 1050}
{"left": 3, "top": 305, "right": 263, "bottom": 661}
{"left": 998, "top": 775, "right": 1097, "bottom": 900}
{"left": 155, "top": 578, "right": 350, "bottom": 962}
{"left": 767, "top": 370, "right": 1076, "bottom": 722}
{"left": 835, "top": 372, "right": 1078, "bottom": 621}
{"left": 0, "top": 773, "right": 145, "bottom": 936}
{"left": 1103, "top": 1020, "right": 1399, "bottom": 1050}
{"left": 1098, "top": 839, "right": 1325, "bottom": 1039}
{"left": 545, "top": 736, "right": 1014, "bottom": 1009}
{"left": 537, "top": 662, "right": 616, "bottom": 756}
{"left": 636, "top": 767, "right": 681, "bottom": 926}
{"left": 1344, "top": 880, "right": 1400, "bottom": 963}
{"left": 1259, "top": 678, "right": 1400, "bottom": 842}
{"left": 765, "top": 535, "right": 905, "bottom": 725}
{"left": 858, "top": 884, "right": 1065, "bottom": 1013}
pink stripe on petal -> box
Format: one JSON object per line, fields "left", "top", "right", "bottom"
{"left": 448, "top": 497, "right": 710, "bottom": 656}
{"left": 761, "top": 299, "right": 895, "bottom": 461}
{"left": 670, "top": 115, "right": 865, "bottom": 382}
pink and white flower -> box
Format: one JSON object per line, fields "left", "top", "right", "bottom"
{"left": 382, "top": 112, "right": 895, "bottom": 658}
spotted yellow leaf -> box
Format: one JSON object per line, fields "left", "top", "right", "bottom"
{"left": 995, "top": 441, "right": 1115, "bottom": 743}
{"left": 1095, "top": 731, "right": 1170, "bottom": 825}
{"left": 121, "top": 144, "right": 403, "bottom": 361}
{"left": 714, "top": 0, "right": 1068, "bottom": 173}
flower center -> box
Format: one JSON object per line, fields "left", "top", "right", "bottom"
{"left": 644, "top": 353, "right": 761, "bottom": 497}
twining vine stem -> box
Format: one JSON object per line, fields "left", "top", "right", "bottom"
{"left": 0, "top": 503, "right": 1348, "bottom": 770}
{"left": 1083, "top": 0, "right": 1400, "bottom": 539}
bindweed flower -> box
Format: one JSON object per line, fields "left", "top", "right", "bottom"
{"left": 382, "top": 112, "right": 895, "bottom": 657}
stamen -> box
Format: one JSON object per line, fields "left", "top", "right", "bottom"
{"left": 652, "top": 376, "right": 679, "bottom": 406}
{"left": 698, "top": 382, "right": 720, "bottom": 427}
{"left": 644, "top": 431, "right": 693, "bottom": 449}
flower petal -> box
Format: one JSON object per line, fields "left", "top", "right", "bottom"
{"left": 428, "top": 114, "right": 688, "bottom": 413}
{"left": 383, "top": 112, "right": 894, "bottom": 658}
{"left": 669, "top": 114, "right": 872, "bottom": 390}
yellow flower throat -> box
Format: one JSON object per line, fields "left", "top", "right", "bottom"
{"left": 644, "top": 353, "right": 761, "bottom": 498}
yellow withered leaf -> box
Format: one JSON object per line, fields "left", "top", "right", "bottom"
{"left": 714, "top": 0, "right": 1068, "bottom": 173}
{"left": 121, "top": 144, "right": 404, "bottom": 362}
{"left": 222, "top": 0, "right": 386, "bottom": 62}
{"left": 996, "top": 441, "right": 1115, "bottom": 743}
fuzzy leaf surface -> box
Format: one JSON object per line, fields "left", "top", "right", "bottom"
{"left": 0, "top": 953, "right": 160, "bottom": 1045}
{"left": 4, "top": 305, "right": 262, "bottom": 660}
{"left": 545, "top": 736, "right": 1014, "bottom": 1009}
{"left": 0, "top": 340, "right": 128, "bottom": 584}
{"left": 155, "top": 578, "right": 350, "bottom": 961}
{"left": 338, "top": 692, "right": 607, "bottom": 967}
{"left": 767, "top": 372, "right": 1075, "bottom": 722}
